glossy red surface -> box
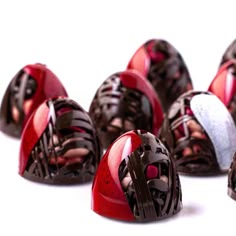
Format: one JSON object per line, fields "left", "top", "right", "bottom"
{"left": 208, "top": 60, "right": 236, "bottom": 106}
{"left": 21, "top": 63, "right": 68, "bottom": 130}
{"left": 19, "top": 101, "right": 51, "bottom": 175}
{"left": 128, "top": 39, "right": 167, "bottom": 67}
{"left": 127, "top": 45, "right": 150, "bottom": 76}
{"left": 120, "top": 70, "right": 163, "bottom": 135}
{"left": 0, "top": 63, "right": 68, "bottom": 138}
{"left": 126, "top": 39, "right": 193, "bottom": 113}
{"left": 91, "top": 130, "right": 142, "bottom": 221}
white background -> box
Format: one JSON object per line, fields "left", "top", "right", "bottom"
{"left": 0, "top": 1, "right": 236, "bottom": 235}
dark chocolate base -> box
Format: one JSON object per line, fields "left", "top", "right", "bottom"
{"left": 136, "top": 204, "right": 183, "bottom": 223}
{"left": 0, "top": 122, "right": 21, "bottom": 138}
{"left": 95, "top": 203, "right": 183, "bottom": 223}
{"left": 176, "top": 166, "right": 227, "bottom": 177}
{"left": 22, "top": 171, "right": 94, "bottom": 185}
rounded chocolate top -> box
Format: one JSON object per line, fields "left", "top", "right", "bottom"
{"left": 89, "top": 69, "right": 163, "bottom": 151}
{"left": 127, "top": 39, "right": 193, "bottom": 112}
{"left": 0, "top": 63, "right": 68, "bottom": 138}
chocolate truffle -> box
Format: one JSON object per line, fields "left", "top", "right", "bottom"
{"left": 88, "top": 69, "right": 163, "bottom": 151}
{"left": 0, "top": 63, "right": 68, "bottom": 138}
{"left": 127, "top": 38, "right": 193, "bottom": 112}
{"left": 91, "top": 130, "right": 182, "bottom": 222}
{"left": 19, "top": 97, "right": 101, "bottom": 184}
{"left": 159, "top": 90, "right": 236, "bottom": 176}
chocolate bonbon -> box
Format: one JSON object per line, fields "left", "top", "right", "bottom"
{"left": 127, "top": 39, "right": 193, "bottom": 112}
{"left": 91, "top": 130, "right": 182, "bottom": 222}
{"left": 159, "top": 90, "right": 236, "bottom": 175}
{"left": 19, "top": 97, "right": 101, "bottom": 184}
{"left": 89, "top": 69, "right": 163, "bottom": 151}
{"left": 0, "top": 63, "right": 68, "bottom": 138}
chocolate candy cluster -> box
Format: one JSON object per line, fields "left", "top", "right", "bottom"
{"left": 1, "top": 37, "right": 236, "bottom": 223}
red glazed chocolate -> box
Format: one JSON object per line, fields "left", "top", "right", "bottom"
{"left": 159, "top": 90, "right": 236, "bottom": 175}
{"left": 0, "top": 63, "right": 68, "bottom": 138}
{"left": 208, "top": 60, "right": 236, "bottom": 123}
{"left": 91, "top": 130, "right": 182, "bottom": 222}
{"left": 127, "top": 39, "right": 193, "bottom": 112}
{"left": 228, "top": 152, "right": 236, "bottom": 200}
{"left": 88, "top": 69, "right": 163, "bottom": 151}
{"left": 19, "top": 97, "right": 101, "bottom": 184}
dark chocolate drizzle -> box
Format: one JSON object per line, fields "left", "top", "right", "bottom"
{"left": 0, "top": 70, "right": 37, "bottom": 138}
{"left": 23, "top": 97, "right": 101, "bottom": 184}
{"left": 159, "top": 91, "right": 222, "bottom": 176}
{"left": 119, "top": 130, "right": 182, "bottom": 221}
{"left": 89, "top": 74, "right": 153, "bottom": 151}
{"left": 145, "top": 39, "right": 193, "bottom": 112}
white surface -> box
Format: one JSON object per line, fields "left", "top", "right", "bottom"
{"left": 0, "top": 1, "right": 236, "bottom": 235}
